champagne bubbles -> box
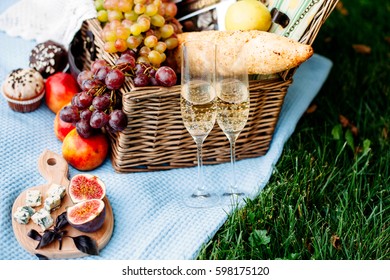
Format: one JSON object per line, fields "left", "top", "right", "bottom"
{"left": 216, "top": 79, "right": 249, "bottom": 104}
{"left": 181, "top": 81, "right": 216, "bottom": 105}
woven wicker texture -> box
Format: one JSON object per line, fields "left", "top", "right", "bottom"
{"left": 79, "top": 0, "right": 338, "bottom": 172}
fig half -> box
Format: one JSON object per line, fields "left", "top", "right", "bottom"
{"left": 67, "top": 199, "right": 106, "bottom": 233}
{"left": 68, "top": 174, "right": 106, "bottom": 203}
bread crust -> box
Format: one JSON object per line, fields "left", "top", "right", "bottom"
{"left": 174, "top": 30, "right": 314, "bottom": 75}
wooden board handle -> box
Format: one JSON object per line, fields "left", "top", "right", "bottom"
{"left": 37, "top": 149, "right": 69, "bottom": 186}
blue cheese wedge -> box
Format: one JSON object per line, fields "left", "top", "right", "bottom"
{"left": 31, "top": 209, "right": 53, "bottom": 230}
{"left": 13, "top": 206, "right": 36, "bottom": 224}
{"left": 25, "top": 189, "right": 42, "bottom": 207}
{"left": 44, "top": 194, "right": 61, "bottom": 212}
{"left": 46, "top": 184, "right": 66, "bottom": 199}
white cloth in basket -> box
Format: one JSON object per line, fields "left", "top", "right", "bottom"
{"left": 0, "top": 0, "right": 96, "bottom": 48}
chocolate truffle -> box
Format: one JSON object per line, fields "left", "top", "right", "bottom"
{"left": 29, "top": 40, "right": 68, "bottom": 78}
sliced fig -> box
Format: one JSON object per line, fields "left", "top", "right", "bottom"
{"left": 68, "top": 174, "right": 106, "bottom": 203}
{"left": 67, "top": 199, "right": 106, "bottom": 233}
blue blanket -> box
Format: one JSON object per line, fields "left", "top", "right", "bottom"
{"left": 0, "top": 2, "right": 332, "bottom": 260}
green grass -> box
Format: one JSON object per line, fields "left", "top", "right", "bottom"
{"left": 197, "top": 0, "right": 390, "bottom": 260}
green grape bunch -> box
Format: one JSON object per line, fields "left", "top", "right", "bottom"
{"left": 94, "top": 0, "right": 182, "bottom": 68}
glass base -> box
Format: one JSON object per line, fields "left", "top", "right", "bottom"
{"left": 183, "top": 192, "right": 220, "bottom": 208}
{"left": 220, "top": 191, "right": 248, "bottom": 207}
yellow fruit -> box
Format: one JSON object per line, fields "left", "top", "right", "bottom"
{"left": 225, "top": 0, "right": 272, "bottom": 31}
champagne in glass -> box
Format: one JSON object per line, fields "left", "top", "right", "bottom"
{"left": 216, "top": 47, "right": 250, "bottom": 203}
{"left": 180, "top": 41, "right": 219, "bottom": 208}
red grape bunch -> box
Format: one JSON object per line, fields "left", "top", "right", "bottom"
{"left": 59, "top": 51, "right": 177, "bottom": 138}
{"left": 59, "top": 57, "right": 130, "bottom": 138}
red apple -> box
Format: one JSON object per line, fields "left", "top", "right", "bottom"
{"left": 45, "top": 72, "right": 80, "bottom": 114}
{"left": 54, "top": 104, "right": 75, "bottom": 142}
{"left": 62, "top": 128, "right": 109, "bottom": 171}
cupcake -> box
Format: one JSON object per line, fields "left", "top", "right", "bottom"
{"left": 29, "top": 40, "right": 68, "bottom": 79}
{"left": 2, "top": 68, "right": 45, "bottom": 113}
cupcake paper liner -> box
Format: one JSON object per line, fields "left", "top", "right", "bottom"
{"left": 2, "top": 89, "right": 45, "bottom": 113}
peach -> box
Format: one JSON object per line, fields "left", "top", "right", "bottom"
{"left": 54, "top": 105, "right": 75, "bottom": 142}
{"left": 45, "top": 72, "right": 80, "bottom": 114}
{"left": 62, "top": 128, "right": 109, "bottom": 171}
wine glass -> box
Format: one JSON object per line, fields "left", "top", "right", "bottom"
{"left": 180, "top": 40, "right": 219, "bottom": 208}
{"left": 215, "top": 47, "right": 250, "bottom": 204}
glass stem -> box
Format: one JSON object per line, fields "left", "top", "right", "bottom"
{"left": 194, "top": 136, "right": 206, "bottom": 196}
{"left": 229, "top": 139, "right": 237, "bottom": 193}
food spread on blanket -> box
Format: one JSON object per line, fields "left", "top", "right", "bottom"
{"left": 1, "top": 0, "right": 315, "bottom": 172}
{"left": 2, "top": 0, "right": 319, "bottom": 258}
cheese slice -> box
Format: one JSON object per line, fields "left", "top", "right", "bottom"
{"left": 31, "top": 209, "right": 53, "bottom": 230}
{"left": 25, "top": 189, "right": 42, "bottom": 207}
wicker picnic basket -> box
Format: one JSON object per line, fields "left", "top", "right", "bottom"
{"left": 73, "top": 0, "right": 339, "bottom": 172}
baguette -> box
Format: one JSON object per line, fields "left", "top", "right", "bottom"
{"left": 173, "top": 30, "right": 314, "bottom": 75}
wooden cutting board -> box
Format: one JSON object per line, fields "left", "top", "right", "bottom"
{"left": 11, "top": 150, "right": 114, "bottom": 259}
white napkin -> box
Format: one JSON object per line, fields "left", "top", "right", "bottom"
{"left": 0, "top": 0, "right": 97, "bottom": 48}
